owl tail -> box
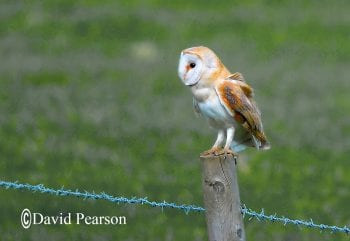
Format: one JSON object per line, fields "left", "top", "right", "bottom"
{"left": 253, "top": 132, "right": 271, "bottom": 150}
{"left": 259, "top": 140, "right": 271, "bottom": 150}
{"left": 231, "top": 136, "right": 271, "bottom": 153}
{"left": 230, "top": 140, "right": 248, "bottom": 153}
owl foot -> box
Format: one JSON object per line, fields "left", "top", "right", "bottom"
{"left": 216, "top": 148, "right": 238, "bottom": 161}
{"left": 200, "top": 147, "right": 238, "bottom": 161}
{"left": 200, "top": 147, "right": 222, "bottom": 157}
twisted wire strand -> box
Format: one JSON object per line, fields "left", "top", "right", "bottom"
{"left": 0, "top": 180, "right": 349, "bottom": 234}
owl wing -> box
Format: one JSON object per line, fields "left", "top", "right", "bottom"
{"left": 215, "top": 80, "right": 270, "bottom": 150}
{"left": 227, "top": 72, "right": 254, "bottom": 98}
{"left": 228, "top": 72, "right": 245, "bottom": 82}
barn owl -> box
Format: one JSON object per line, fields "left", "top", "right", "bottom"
{"left": 178, "top": 46, "right": 270, "bottom": 157}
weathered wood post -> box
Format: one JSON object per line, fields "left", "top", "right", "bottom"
{"left": 200, "top": 154, "right": 246, "bottom": 241}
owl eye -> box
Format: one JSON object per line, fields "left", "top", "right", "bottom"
{"left": 189, "top": 63, "right": 196, "bottom": 68}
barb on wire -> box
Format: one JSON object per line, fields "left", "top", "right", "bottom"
{"left": 0, "top": 180, "right": 349, "bottom": 234}
{"left": 240, "top": 205, "right": 349, "bottom": 234}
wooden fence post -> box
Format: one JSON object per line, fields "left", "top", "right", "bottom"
{"left": 200, "top": 154, "right": 246, "bottom": 241}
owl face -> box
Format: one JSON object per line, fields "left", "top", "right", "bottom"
{"left": 178, "top": 46, "right": 228, "bottom": 88}
{"left": 178, "top": 52, "right": 204, "bottom": 86}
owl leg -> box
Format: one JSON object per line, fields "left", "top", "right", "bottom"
{"left": 217, "top": 127, "right": 237, "bottom": 158}
{"left": 200, "top": 130, "right": 225, "bottom": 157}
{"left": 213, "top": 130, "right": 225, "bottom": 149}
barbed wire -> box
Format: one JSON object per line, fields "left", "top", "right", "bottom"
{"left": 0, "top": 180, "right": 205, "bottom": 213}
{"left": 0, "top": 180, "right": 349, "bottom": 234}
{"left": 241, "top": 205, "right": 349, "bottom": 234}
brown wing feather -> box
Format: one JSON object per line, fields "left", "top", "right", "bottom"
{"left": 216, "top": 80, "right": 269, "bottom": 149}
{"left": 228, "top": 72, "right": 245, "bottom": 82}
{"left": 228, "top": 72, "right": 254, "bottom": 98}
{"left": 236, "top": 81, "right": 254, "bottom": 98}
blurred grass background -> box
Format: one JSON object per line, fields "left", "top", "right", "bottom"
{"left": 0, "top": 0, "right": 349, "bottom": 240}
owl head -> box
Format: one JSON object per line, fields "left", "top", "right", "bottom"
{"left": 178, "top": 46, "right": 229, "bottom": 87}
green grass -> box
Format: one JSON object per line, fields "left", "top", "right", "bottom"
{"left": 0, "top": 0, "right": 349, "bottom": 240}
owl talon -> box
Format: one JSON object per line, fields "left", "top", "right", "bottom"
{"left": 200, "top": 147, "right": 222, "bottom": 157}
{"left": 200, "top": 148, "right": 238, "bottom": 160}
{"left": 215, "top": 149, "right": 238, "bottom": 158}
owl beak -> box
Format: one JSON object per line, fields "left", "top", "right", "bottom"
{"left": 183, "top": 65, "right": 191, "bottom": 80}
{"left": 183, "top": 72, "right": 187, "bottom": 81}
